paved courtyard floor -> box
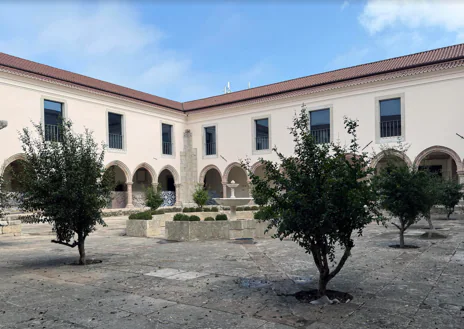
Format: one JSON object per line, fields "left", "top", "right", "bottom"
{"left": 1, "top": 217, "right": 463, "bottom": 328}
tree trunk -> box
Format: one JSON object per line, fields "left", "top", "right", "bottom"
{"left": 318, "top": 272, "right": 329, "bottom": 297}
{"left": 78, "top": 235, "right": 86, "bottom": 265}
{"left": 426, "top": 214, "right": 434, "bottom": 230}
{"left": 399, "top": 229, "right": 405, "bottom": 248}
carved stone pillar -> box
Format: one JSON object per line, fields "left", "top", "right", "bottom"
{"left": 126, "top": 182, "right": 134, "bottom": 208}
{"left": 175, "top": 183, "right": 181, "bottom": 207}
{"left": 222, "top": 182, "right": 227, "bottom": 198}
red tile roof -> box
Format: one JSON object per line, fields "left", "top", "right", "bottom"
{"left": 1, "top": 43, "right": 464, "bottom": 112}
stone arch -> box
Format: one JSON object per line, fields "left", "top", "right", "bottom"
{"left": 159, "top": 165, "right": 180, "bottom": 184}
{"left": 1, "top": 153, "right": 26, "bottom": 176}
{"left": 414, "top": 146, "right": 463, "bottom": 171}
{"left": 199, "top": 164, "right": 222, "bottom": 184}
{"left": 250, "top": 161, "right": 265, "bottom": 175}
{"left": 222, "top": 162, "right": 243, "bottom": 183}
{"left": 371, "top": 150, "right": 412, "bottom": 170}
{"left": 105, "top": 160, "right": 132, "bottom": 183}
{"left": 133, "top": 162, "right": 157, "bottom": 183}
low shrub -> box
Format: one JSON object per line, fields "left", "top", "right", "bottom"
{"left": 244, "top": 206, "right": 251, "bottom": 211}
{"left": 182, "top": 207, "right": 193, "bottom": 213}
{"left": 215, "top": 214, "right": 228, "bottom": 221}
{"left": 173, "top": 213, "right": 190, "bottom": 221}
{"left": 211, "top": 207, "right": 219, "bottom": 212}
{"left": 151, "top": 209, "right": 165, "bottom": 215}
{"left": 253, "top": 211, "right": 263, "bottom": 220}
{"left": 204, "top": 217, "right": 215, "bottom": 221}
{"left": 250, "top": 206, "right": 259, "bottom": 211}
{"left": 236, "top": 206, "right": 244, "bottom": 211}
{"left": 189, "top": 215, "right": 201, "bottom": 221}
{"left": 129, "top": 211, "right": 152, "bottom": 220}
{"left": 195, "top": 207, "right": 202, "bottom": 212}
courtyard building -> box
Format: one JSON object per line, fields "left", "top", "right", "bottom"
{"left": 1, "top": 44, "right": 464, "bottom": 208}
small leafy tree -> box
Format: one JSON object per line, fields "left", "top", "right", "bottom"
{"left": 421, "top": 173, "right": 443, "bottom": 231}
{"left": 146, "top": 185, "right": 163, "bottom": 210}
{"left": 0, "top": 175, "right": 8, "bottom": 219}
{"left": 439, "top": 179, "right": 463, "bottom": 219}
{"left": 17, "top": 120, "right": 113, "bottom": 265}
{"left": 373, "top": 164, "right": 431, "bottom": 248}
{"left": 192, "top": 184, "right": 209, "bottom": 210}
{"left": 243, "top": 107, "right": 380, "bottom": 299}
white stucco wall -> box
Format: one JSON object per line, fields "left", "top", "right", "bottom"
{"left": 188, "top": 67, "right": 464, "bottom": 181}
{"left": 1, "top": 65, "right": 464, "bottom": 206}
{"left": 0, "top": 72, "right": 186, "bottom": 185}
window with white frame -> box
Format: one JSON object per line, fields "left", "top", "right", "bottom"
{"left": 379, "top": 98, "right": 401, "bottom": 138}
{"left": 162, "top": 123, "right": 173, "bottom": 155}
{"left": 254, "top": 118, "right": 269, "bottom": 151}
{"left": 108, "top": 112, "right": 123, "bottom": 150}
{"left": 44, "top": 100, "right": 63, "bottom": 142}
{"left": 309, "top": 108, "right": 330, "bottom": 144}
{"left": 204, "top": 126, "right": 216, "bottom": 156}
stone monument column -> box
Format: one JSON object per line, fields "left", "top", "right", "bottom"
{"left": 180, "top": 130, "right": 197, "bottom": 206}
{"left": 175, "top": 183, "right": 181, "bottom": 207}
{"left": 126, "top": 182, "right": 134, "bottom": 208}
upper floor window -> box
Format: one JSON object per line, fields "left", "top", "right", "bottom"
{"left": 310, "top": 109, "right": 330, "bottom": 144}
{"left": 108, "top": 112, "right": 123, "bottom": 150}
{"left": 380, "top": 98, "right": 401, "bottom": 138}
{"left": 162, "top": 123, "right": 173, "bottom": 155}
{"left": 204, "top": 126, "right": 216, "bottom": 156}
{"left": 255, "top": 118, "right": 269, "bottom": 151}
{"left": 44, "top": 100, "right": 63, "bottom": 142}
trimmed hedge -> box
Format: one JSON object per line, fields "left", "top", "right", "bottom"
{"left": 151, "top": 209, "right": 165, "bottom": 215}
{"left": 128, "top": 211, "right": 152, "bottom": 220}
{"left": 173, "top": 213, "right": 190, "bottom": 221}
{"left": 189, "top": 215, "right": 201, "bottom": 221}
{"left": 215, "top": 214, "right": 228, "bottom": 221}
{"left": 204, "top": 217, "right": 215, "bottom": 221}
{"left": 211, "top": 207, "right": 219, "bottom": 212}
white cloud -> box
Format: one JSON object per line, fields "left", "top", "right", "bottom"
{"left": 341, "top": 1, "right": 350, "bottom": 11}
{"left": 0, "top": 2, "right": 245, "bottom": 101}
{"left": 359, "top": 0, "right": 464, "bottom": 41}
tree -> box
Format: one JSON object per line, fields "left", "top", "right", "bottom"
{"left": 0, "top": 175, "right": 8, "bottom": 219}
{"left": 243, "top": 107, "right": 380, "bottom": 300}
{"left": 421, "top": 173, "right": 443, "bottom": 231}
{"left": 373, "top": 164, "right": 431, "bottom": 248}
{"left": 17, "top": 120, "right": 113, "bottom": 265}
{"left": 146, "top": 185, "right": 163, "bottom": 210}
{"left": 439, "top": 179, "right": 463, "bottom": 219}
{"left": 192, "top": 184, "right": 209, "bottom": 210}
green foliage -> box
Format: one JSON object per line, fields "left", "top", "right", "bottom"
{"left": 373, "top": 163, "right": 432, "bottom": 247}
{"left": 215, "top": 214, "right": 228, "bottom": 221}
{"left": 145, "top": 185, "right": 163, "bottom": 210}
{"left": 189, "top": 215, "right": 201, "bottom": 221}
{"left": 173, "top": 213, "right": 190, "bottom": 221}
{"left": 0, "top": 175, "right": 8, "bottom": 219}
{"left": 182, "top": 207, "right": 196, "bottom": 213}
{"left": 439, "top": 179, "right": 464, "bottom": 219}
{"left": 150, "top": 209, "right": 165, "bottom": 215}
{"left": 17, "top": 120, "right": 112, "bottom": 265}
{"left": 244, "top": 206, "right": 251, "bottom": 211}
{"left": 253, "top": 211, "right": 264, "bottom": 220}
{"left": 195, "top": 207, "right": 202, "bottom": 212}
{"left": 242, "top": 107, "right": 380, "bottom": 297}
{"left": 250, "top": 206, "right": 259, "bottom": 211}
{"left": 129, "top": 211, "right": 152, "bottom": 220}
{"left": 192, "top": 184, "right": 209, "bottom": 210}
{"left": 211, "top": 207, "right": 219, "bottom": 212}
{"left": 204, "top": 217, "right": 215, "bottom": 221}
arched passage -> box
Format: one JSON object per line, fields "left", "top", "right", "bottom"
{"left": 105, "top": 161, "right": 132, "bottom": 209}
{"left": 223, "top": 163, "right": 250, "bottom": 198}
{"left": 371, "top": 150, "right": 412, "bottom": 174}
{"left": 158, "top": 165, "right": 179, "bottom": 206}
{"left": 199, "top": 165, "right": 223, "bottom": 204}
{"left": 414, "top": 146, "right": 463, "bottom": 181}
{"left": 132, "top": 163, "right": 156, "bottom": 208}
{"left": 1, "top": 154, "right": 27, "bottom": 194}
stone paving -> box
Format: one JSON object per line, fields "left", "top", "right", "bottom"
{"left": 0, "top": 216, "right": 463, "bottom": 328}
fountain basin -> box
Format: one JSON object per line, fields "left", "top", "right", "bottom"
{"left": 213, "top": 198, "right": 253, "bottom": 220}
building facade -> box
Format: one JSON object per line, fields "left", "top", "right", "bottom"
{"left": 1, "top": 44, "right": 464, "bottom": 208}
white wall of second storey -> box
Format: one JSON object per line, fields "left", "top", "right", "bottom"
{"left": 0, "top": 72, "right": 186, "bottom": 183}
{"left": 187, "top": 66, "right": 464, "bottom": 182}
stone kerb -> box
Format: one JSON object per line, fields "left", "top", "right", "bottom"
{"left": 126, "top": 218, "right": 162, "bottom": 237}
{"left": 166, "top": 221, "right": 229, "bottom": 241}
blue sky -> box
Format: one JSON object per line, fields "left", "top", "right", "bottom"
{"left": 0, "top": 1, "right": 463, "bottom": 102}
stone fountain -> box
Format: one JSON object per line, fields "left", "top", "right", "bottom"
{"left": 213, "top": 180, "right": 253, "bottom": 220}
